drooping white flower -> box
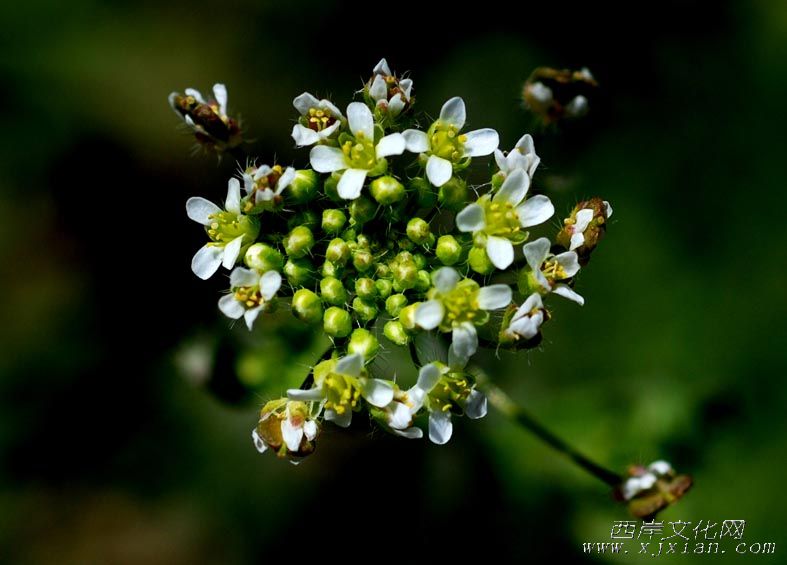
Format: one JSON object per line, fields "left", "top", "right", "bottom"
{"left": 378, "top": 387, "right": 424, "bottom": 439}
{"left": 252, "top": 399, "right": 319, "bottom": 459}
{"left": 522, "top": 237, "right": 583, "bottom": 305}
{"left": 494, "top": 133, "right": 540, "bottom": 180}
{"left": 620, "top": 460, "right": 675, "bottom": 500}
{"left": 367, "top": 58, "right": 413, "bottom": 118}
{"left": 242, "top": 164, "right": 296, "bottom": 207}
{"left": 309, "top": 102, "right": 405, "bottom": 199}
{"left": 503, "top": 293, "right": 546, "bottom": 341}
{"left": 186, "top": 178, "right": 259, "bottom": 280}
{"left": 291, "top": 92, "right": 345, "bottom": 147}
{"left": 403, "top": 97, "right": 499, "bottom": 187}
{"left": 218, "top": 268, "right": 282, "bottom": 330}
{"left": 567, "top": 201, "right": 613, "bottom": 250}
{"left": 168, "top": 84, "right": 242, "bottom": 151}
{"left": 455, "top": 169, "right": 554, "bottom": 270}
{"left": 414, "top": 267, "right": 512, "bottom": 367}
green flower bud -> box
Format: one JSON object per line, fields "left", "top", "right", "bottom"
{"left": 288, "top": 169, "right": 319, "bottom": 204}
{"left": 436, "top": 235, "right": 462, "bottom": 265}
{"left": 356, "top": 234, "right": 370, "bottom": 248}
{"left": 375, "top": 264, "right": 391, "bottom": 279}
{"left": 321, "top": 260, "right": 344, "bottom": 279}
{"left": 399, "top": 303, "right": 420, "bottom": 332}
{"left": 341, "top": 227, "right": 357, "bottom": 242}
{"left": 411, "top": 177, "right": 437, "bottom": 209}
{"left": 375, "top": 278, "right": 392, "bottom": 299}
{"left": 469, "top": 246, "right": 494, "bottom": 275}
{"left": 406, "top": 218, "right": 431, "bottom": 245}
{"left": 244, "top": 243, "right": 283, "bottom": 272}
{"left": 326, "top": 238, "right": 350, "bottom": 265}
{"left": 283, "top": 257, "right": 313, "bottom": 286}
{"left": 320, "top": 276, "right": 347, "bottom": 306}
{"left": 391, "top": 251, "right": 417, "bottom": 289}
{"left": 383, "top": 320, "right": 409, "bottom": 346}
{"left": 438, "top": 176, "right": 469, "bottom": 210}
{"left": 352, "top": 249, "right": 374, "bottom": 272}
{"left": 385, "top": 293, "right": 408, "bottom": 317}
{"left": 349, "top": 196, "right": 376, "bottom": 225}
{"left": 323, "top": 173, "right": 343, "bottom": 202}
{"left": 413, "top": 253, "right": 427, "bottom": 270}
{"left": 291, "top": 289, "right": 323, "bottom": 325}
{"left": 355, "top": 277, "right": 377, "bottom": 300}
{"left": 284, "top": 225, "right": 315, "bottom": 258}
{"left": 414, "top": 270, "right": 431, "bottom": 292}
{"left": 322, "top": 209, "right": 347, "bottom": 234}
{"left": 348, "top": 328, "right": 379, "bottom": 359}
{"left": 323, "top": 307, "right": 352, "bottom": 338}
{"left": 352, "top": 297, "right": 378, "bottom": 323}
{"left": 369, "top": 175, "right": 405, "bottom": 205}
{"left": 288, "top": 209, "right": 319, "bottom": 231}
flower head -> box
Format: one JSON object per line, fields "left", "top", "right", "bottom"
{"left": 291, "top": 92, "right": 345, "bottom": 147}
{"left": 252, "top": 399, "right": 320, "bottom": 462}
{"left": 501, "top": 293, "right": 548, "bottom": 343}
{"left": 241, "top": 164, "right": 296, "bottom": 212}
{"left": 168, "top": 84, "right": 242, "bottom": 152}
{"left": 218, "top": 268, "right": 282, "bottom": 330}
{"left": 556, "top": 198, "right": 613, "bottom": 264}
{"left": 366, "top": 58, "right": 413, "bottom": 119}
{"left": 493, "top": 133, "right": 540, "bottom": 182}
{"left": 520, "top": 237, "right": 583, "bottom": 305}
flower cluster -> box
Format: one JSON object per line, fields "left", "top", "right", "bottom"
{"left": 172, "top": 59, "right": 613, "bottom": 462}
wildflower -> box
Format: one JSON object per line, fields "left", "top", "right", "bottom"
{"left": 366, "top": 58, "right": 413, "bottom": 118}
{"left": 456, "top": 169, "right": 554, "bottom": 270}
{"left": 616, "top": 460, "right": 693, "bottom": 518}
{"left": 501, "top": 293, "right": 547, "bottom": 342}
{"left": 291, "top": 92, "right": 344, "bottom": 147}
{"left": 169, "top": 83, "right": 242, "bottom": 151}
{"left": 556, "top": 198, "right": 613, "bottom": 263}
{"left": 403, "top": 97, "right": 499, "bottom": 187}
{"left": 252, "top": 399, "right": 320, "bottom": 460}
{"left": 241, "top": 164, "right": 296, "bottom": 211}
{"left": 519, "top": 237, "right": 583, "bottom": 305}
{"left": 218, "top": 268, "right": 282, "bottom": 330}
{"left": 309, "top": 102, "right": 405, "bottom": 199}
{"left": 493, "top": 133, "right": 540, "bottom": 182}
{"left": 186, "top": 178, "right": 259, "bottom": 280}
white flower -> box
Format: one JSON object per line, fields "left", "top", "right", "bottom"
{"left": 242, "top": 164, "right": 296, "bottom": 205}
{"left": 620, "top": 460, "right": 675, "bottom": 500}
{"left": 379, "top": 388, "right": 424, "bottom": 439}
{"left": 368, "top": 58, "right": 413, "bottom": 118}
{"left": 186, "top": 178, "right": 258, "bottom": 280}
{"left": 414, "top": 267, "right": 512, "bottom": 367}
{"left": 503, "top": 293, "right": 546, "bottom": 341}
{"left": 567, "top": 201, "right": 613, "bottom": 250}
{"left": 168, "top": 84, "right": 241, "bottom": 150}
{"left": 251, "top": 400, "right": 319, "bottom": 457}
{"left": 280, "top": 403, "right": 319, "bottom": 453}
{"left": 169, "top": 83, "right": 230, "bottom": 127}
{"left": 455, "top": 169, "right": 554, "bottom": 270}
{"left": 291, "top": 92, "right": 345, "bottom": 147}
{"left": 403, "top": 97, "right": 499, "bottom": 187}
{"left": 494, "top": 133, "right": 540, "bottom": 180}
{"left": 287, "top": 353, "right": 395, "bottom": 428}
{"left": 309, "top": 102, "right": 405, "bottom": 199}
{"left": 523, "top": 237, "right": 583, "bottom": 305}
{"left": 218, "top": 268, "right": 282, "bottom": 330}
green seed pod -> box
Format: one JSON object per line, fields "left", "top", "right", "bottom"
{"left": 385, "top": 293, "right": 408, "bottom": 317}
{"left": 414, "top": 270, "right": 431, "bottom": 292}
{"left": 352, "top": 249, "right": 374, "bottom": 272}
{"left": 398, "top": 303, "right": 420, "bottom": 331}
{"left": 355, "top": 277, "right": 377, "bottom": 300}
{"left": 369, "top": 175, "right": 405, "bottom": 205}
{"left": 436, "top": 235, "right": 462, "bottom": 265}
{"left": 375, "top": 278, "right": 392, "bottom": 299}
{"left": 438, "top": 176, "right": 469, "bottom": 211}
{"left": 469, "top": 246, "right": 495, "bottom": 275}
{"left": 323, "top": 307, "right": 352, "bottom": 338}
{"left": 284, "top": 225, "right": 315, "bottom": 258}
{"left": 352, "top": 297, "right": 378, "bottom": 323}
{"left": 383, "top": 320, "right": 409, "bottom": 346}
{"left": 406, "top": 218, "right": 431, "bottom": 245}
{"left": 291, "top": 289, "right": 323, "bottom": 325}
{"left": 320, "top": 276, "right": 347, "bottom": 306}
{"left": 283, "top": 257, "right": 313, "bottom": 286}
{"left": 349, "top": 196, "right": 376, "bottom": 225}
{"left": 322, "top": 209, "right": 347, "bottom": 234}
{"left": 244, "top": 243, "right": 284, "bottom": 272}
{"left": 348, "top": 328, "right": 379, "bottom": 359}
{"left": 325, "top": 238, "right": 350, "bottom": 265}
{"left": 288, "top": 169, "right": 319, "bottom": 204}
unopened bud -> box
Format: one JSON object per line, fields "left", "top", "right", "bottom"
{"left": 352, "top": 249, "right": 374, "bottom": 272}
{"left": 385, "top": 294, "right": 408, "bottom": 317}
{"left": 469, "top": 246, "right": 494, "bottom": 275}
{"left": 348, "top": 328, "right": 379, "bottom": 359}
{"left": 283, "top": 257, "right": 313, "bottom": 286}
{"left": 375, "top": 278, "right": 393, "bottom": 299}
{"left": 436, "top": 235, "right": 462, "bottom": 265}
{"left": 438, "top": 177, "right": 468, "bottom": 211}
{"left": 245, "top": 243, "right": 283, "bottom": 272}
{"left": 349, "top": 196, "right": 376, "bottom": 225}
{"left": 383, "top": 320, "right": 409, "bottom": 345}
{"left": 370, "top": 175, "right": 406, "bottom": 205}
{"left": 284, "top": 226, "right": 314, "bottom": 258}
{"left": 323, "top": 307, "right": 352, "bottom": 338}
{"left": 291, "top": 289, "right": 323, "bottom": 325}
{"left": 288, "top": 169, "right": 319, "bottom": 204}
{"left": 352, "top": 297, "right": 378, "bottom": 323}
{"left": 322, "top": 209, "right": 347, "bottom": 234}
{"left": 320, "top": 276, "right": 347, "bottom": 306}
{"left": 355, "top": 277, "right": 377, "bottom": 300}
{"left": 406, "top": 218, "right": 431, "bottom": 245}
{"left": 399, "top": 303, "right": 420, "bottom": 331}
{"left": 326, "top": 238, "right": 350, "bottom": 265}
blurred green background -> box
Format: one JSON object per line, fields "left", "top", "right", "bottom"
{"left": 1, "top": 1, "right": 786, "bottom": 563}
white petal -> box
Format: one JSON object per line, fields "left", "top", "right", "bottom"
{"left": 529, "top": 82, "right": 553, "bottom": 104}
{"left": 569, "top": 232, "right": 585, "bottom": 250}
{"left": 225, "top": 178, "right": 241, "bottom": 214}
{"left": 574, "top": 208, "right": 594, "bottom": 233}
{"left": 252, "top": 429, "right": 268, "bottom": 454}
{"left": 186, "top": 197, "right": 221, "bottom": 225}
{"left": 448, "top": 323, "right": 477, "bottom": 368}
{"left": 322, "top": 100, "right": 343, "bottom": 119}
{"left": 281, "top": 417, "right": 304, "bottom": 452}
{"left": 455, "top": 203, "right": 486, "bottom": 232}
{"left": 523, "top": 238, "right": 551, "bottom": 270}
{"left": 493, "top": 168, "right": 529, "bottom": 206}
{"left": 388, "top": 94, "right": 405, "bottom": 116}
{"left": 336, "top": 353, "right": 364, "bottom": 377}
{"left": 337, "top": 169, "right": 367, "bottom": 200}
{"left": 439, "top": 97, "right": 466, "bottom": 129}
{"left": 425, "top": 155, "right": 452, "bottom": 187}
{"left": 293, "top": 92, "right": 320, "bottom": 115}
{"left": 388, "top": 402, "right": 413, "bottom": 429}
{"left": 317, "top": 120, "right": 341, "bottom": 139}
{"left": 244, "top": 307, "right": 262, "bottom": 330}
{"left": 347, "top": 102, "right": 374, "bottom": 140}
{"left": 277, "top": 167, "right": 296, "bottom": 192}
{"left": 185, "top": 88, "right": 205, "bottom": 103}
{"left": 259, "top": 270, "right": 282, "bottom": 299}
{"left": 212, "top": 83, "right": 228, "bottom": 115}
{"left": 428, "top": 411, "right": 453, "bottom": 445}
{"left": 373, "top": 58, "right": 391, "bottom": 76}
{"left": 287, "top": 387, "right": 326, "bottom": 401}
{"left": 553, "top": 284, "right": 585, "bottom": 305}
{"left": 517, "top": 195, "right": 554, "bottom": 228}
{"left": 369, "top": 74, "right": 387, "bottom": 101}
{"left": 513, "top": 293, "right": 543, "bottom": 321}
{"left": 310, "top": 145, "right": 346, "bottom": 173}
{"left": 433, "top": 267, "right": 460, "bottom": 293}
{"left": 565, "top": 95, "right": 589, "bottom": 118}
{"left": 415, "top": 300, "right": 445, "bottom": 330}
{"left": 191, "top": 245, "right": 223, "bottom": 280}
{"left": 604, "top": 200, "right": 613, "bottom": 218}
{"left": 485, "top": 236, "right": 515, "bottom": 270}
{"left": 555, "top": 251, "right": 580, "bottom": 278}
{"left": 514, "top": 133, "right": 535, "bottom": 155}
{"left": 648, "top": 460, "right": 673, "bottom": 475}
{"left": 403, "top": 129, "right": 429, "bottom": 153}
{"left": 478, "top": 284, "right": 512, "bottom": 310}
{"left": 362, "top": 378, "right": 395, "bottom": 407}
{"left": 292, "top": 124, "right": 320, "bottom": 147}
{"left": 376, "top": 133, "right": 405, "bottom": 158}
{"left": 416, "top": 363, "right": 442, "bottom": 393}
{"left": 221, "top": 235, "right": 244, "bottom": 269}
{"left": 463, "top": 128, "right": 499, "bottom": 157}
{"left": 399, "top": 78, "right": 413, "bottom": 100}
{"left": 218, "top": 294, "right": 244, "bottom": 319}
{"left": 325, "top": 408, "right": 352, "bottom": 428}
{"left": 494, "top": 149, "right": 508, "bottom": 171}
{"left": 229, "top": 267, "right": 258, "bottom": 287}
{"left": 392, "top": 427, "right": 423, "bottom": 439}
{"left": 303, "top": 420, "right": 318, "bottom": 441}
{"left": 465, "top": 390, "right": 487, "bottom": 419}
{"left": 508, "top": 314, "right": 542, "bottom": 339}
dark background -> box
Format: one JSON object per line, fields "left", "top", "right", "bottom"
{"left": 1, "top": 1, "right": 786, "bottom": 563}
